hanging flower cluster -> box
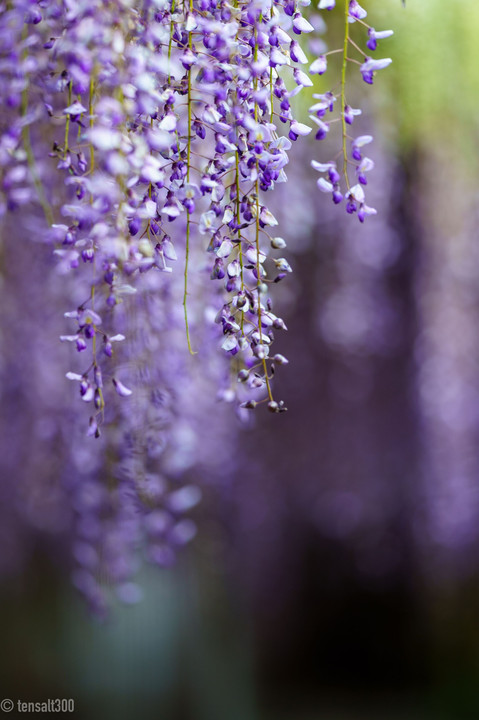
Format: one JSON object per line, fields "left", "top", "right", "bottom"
{"left": 68, "top": 273, "right": 229, "bottom": 614}
{"left": 311, "top": 0, "right": 393, "bottom": 220}
{"left": 0, "top": 0, "right": 394, "bottom": 433}
{"left": 0, "top": 1, "right": 397, "bottom": 610}
{"left": 0, "top": 201, "right": 233, "bottom": 614}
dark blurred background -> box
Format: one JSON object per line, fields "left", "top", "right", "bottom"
{"left": 2, "top": 1, "right": 479, "bottom": 718}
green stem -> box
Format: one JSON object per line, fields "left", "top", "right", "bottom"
{"left": 254, "top": 184, "right": 273, "bottom": 403}
{"left": 167, "top": 0, "right": 175, "bottom": 84}
{"left": 64, "top": 82, "right": 72, "bottom": 158}
{"left": 88, "top": 72, "right": 103, "bottom": 410}
{"left": 235, "top": 152, "right": 245, "bottom": 335}
{"left": 183, "top": 0, "right": 196, "bottom": 355}
{"left": 253, "top": 21, "right": 273, "bottom": 403}
{"left": 341, "top": 0, "right": 350, "bottom": 189}
{"left": 89, "top": 77, "right": 95, "bottom": 173}
{"left": 270, "top": 2, "right": 274, "bottom": 122}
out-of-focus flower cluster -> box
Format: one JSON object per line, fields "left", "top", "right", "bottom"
{"left": 0, "top": 0, "right": 394, "bottom": 611}
{"left": 0, "top": 205, "right": 234, "bottom": 615}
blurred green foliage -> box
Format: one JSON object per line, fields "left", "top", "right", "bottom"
{"left": 372, "top": 0, "right": 479, "bottom": 163}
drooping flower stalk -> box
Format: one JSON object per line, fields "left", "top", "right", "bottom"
{"left": 311, "top": 0, "right": 393, "bottom": 220}
{"left": 340, "top": 0, "right": 351, "bottom": 188}
{"left": 183, "top": 0, "right": 196, "bottom": 355}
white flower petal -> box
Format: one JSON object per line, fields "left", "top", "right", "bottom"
{"left": 64, "top": 101, "right": 87, "bottom": 115}
{"left": 112, "top": 378, "right": 133, "bottom": 397}
{"left": 317, "top": 178, "right": 333, "bottom": 192}
{"left": 309, "top": 55, "right": 327, "bottom": 75}
{"left": 361, "top": 57, "right": 392, "bottom": 72}
{"left": 311, "top": 160, "right": 334, "bottom": 172}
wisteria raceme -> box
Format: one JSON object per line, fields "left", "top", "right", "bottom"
{"left": 0, "top": 204, "right": 233, "bottom": 615}
{"left": 0, "top": 0, "right": 394, "bottom": 425}
{"left": 0, "top": 0, "right": 396, "bottom": 609}
{"left": 68, "top": 267, "right": 233, "bottom": 615}
{"left": 311, "top": 0, "right": 393, "bottom": 220}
